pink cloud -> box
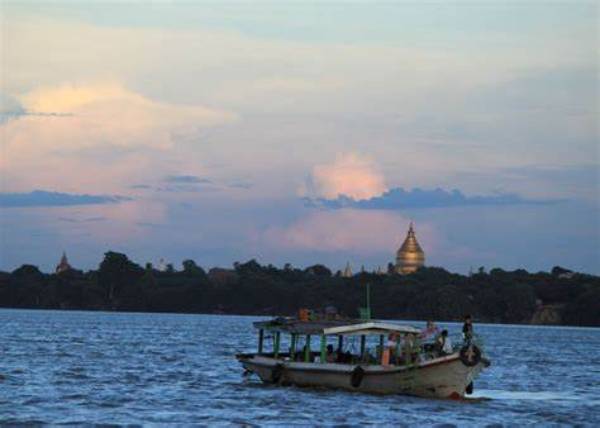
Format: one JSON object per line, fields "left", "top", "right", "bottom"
{"left": 1, "top": 83, "right": 236, "bottom": 193}
{"left": 306, "top": 153, "right": 387, "bottom": 200}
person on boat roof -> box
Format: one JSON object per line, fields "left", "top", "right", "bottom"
{"left": 435, "top": 330, "right": 453, "bottom": 356}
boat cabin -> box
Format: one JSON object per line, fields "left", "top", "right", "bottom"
{"left": 252, "top": 317, "right": 423, "bottom": 366}
{"left": 239, "top": 317, "right": 489, "bottom": 398}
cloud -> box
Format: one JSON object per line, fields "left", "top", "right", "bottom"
{"left": 0, "top": 190, "right": 130, "bottom": 208}
{"left": 1, "top": 91, "right": 73, "bottom": 124}
{"left": 303, "top": 153, "right": 387, "bottom": 200}
{"left": 305, "top": 187, "right": 559, "bottom": 210}
{"left": 453, "top": 164, "right": 599, "bottom": 202}
{"left": 228, "top": 182, "right": 253, "bottom": 190}
{"left": 164, "top": 175, "right": 213, "bottom": 184}
{"left": 58, "top": 216, "right": 107, "bottom": 223}
{"left": 0, "top": 82, "right": 236, "bottom": 193}
{"left": 129, "top": 176, "right": 251, "bottom": 193}
{"left": 9, "top": 82, "right": 235, "bottom": 150}
{"left": 262, "top": 209, "right": 437, "bottom": 254}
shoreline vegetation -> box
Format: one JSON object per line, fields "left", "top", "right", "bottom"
{"left": 1, "top": 252, "right": 598, "bottom": 327}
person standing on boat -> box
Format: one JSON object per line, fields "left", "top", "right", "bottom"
{"left": 382, "top": 332, "right": 399, "bottom": 365}
{"left": 462, "top": 315, "right": 474, "bottom": 345}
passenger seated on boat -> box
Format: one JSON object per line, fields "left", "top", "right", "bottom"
{"left": 382, "top": 333, "right": 399, "bottom": 365}
{"left": 364, "top": 351, "right": 377, "bottom": 364}
{"left": 335, "top": 350, "right": 352, "bottom": 364}
{"left": 419, "top": 320, "right": 440, "bottom": 340}
{"left": 435, "top": 330, "right": 453, "bottom": 356}
{"left": 412, "top": 335, "right": 422, "bottom": 362}
{"left": 325, "top": 345, "right": 336, "bottom": 363}
{"left": 422, "top": 342, "right": 435, "bottom": 354}
{"left": 401, "top": 333, "right": 419, "bottom": 365}
{"left": 299, "top": 345, "right": 315, "bottom": 362}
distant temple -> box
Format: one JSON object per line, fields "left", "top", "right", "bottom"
{"left": 341, "top": 262, "right": 353, "bottom": 278}
{"left": 56, "top": 251, "right": 72, "bottom": 274}
{"left": 395, "top": 223, "right": 425, "bottom": 275}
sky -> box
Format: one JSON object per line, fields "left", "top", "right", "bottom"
{"left": 0, "top": 1, "right": 598, "bottom": 274}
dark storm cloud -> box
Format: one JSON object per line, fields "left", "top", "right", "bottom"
{"left": 304, "top": 187, "right": 560, "bottom": 210}
{"left": 0, "top": 190, "right": 130, "bottom": 208}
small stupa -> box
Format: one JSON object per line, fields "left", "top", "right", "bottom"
{"left": 55, "top": 251, "right": 73, "bottom": 274}
{"left": 341, "top": 262, "right": 353, "bottom": 278}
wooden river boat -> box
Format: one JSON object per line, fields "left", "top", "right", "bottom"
{"left": 237, "top": 318, "right": 491, "bottom": 399}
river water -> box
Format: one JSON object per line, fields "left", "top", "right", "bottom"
{"left": 0, "top": 309, "right": 598, "bottom": 426}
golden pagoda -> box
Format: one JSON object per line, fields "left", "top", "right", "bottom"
{"left": 395, "top": 222, "right": 425, "bottom": 274}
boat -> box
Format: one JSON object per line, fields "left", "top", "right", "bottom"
{"left": 237, "top": 317, "right": 491, "bottom": 399}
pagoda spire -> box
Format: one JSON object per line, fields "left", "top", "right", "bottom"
{"left": 342, "top": 261, "right": 353, "bottom": 278}
{"left": 56, "top": 251, "right": 72, "bottom": 274}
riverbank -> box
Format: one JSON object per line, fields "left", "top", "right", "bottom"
{"left": 2, "top": 253, "right": 599, "bottom": 327}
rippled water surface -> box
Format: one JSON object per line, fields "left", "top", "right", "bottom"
{"left": 1, "top": 309, "right": 599, "bottom": 426}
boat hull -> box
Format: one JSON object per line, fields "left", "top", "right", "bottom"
{"left": 237, "top": 353, "right": 489, "bottom": 399}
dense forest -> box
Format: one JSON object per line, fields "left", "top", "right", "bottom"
{"left": 0, "top": 251, "right": 598, "bottom": 326}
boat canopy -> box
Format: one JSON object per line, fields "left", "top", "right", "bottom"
{"left": 253, "top": 318, "right": 359, "bottom": 335}
{"left": 323, "top": 322, "right": 421, "bottom": 336}
{"left": 253, "top": 317, "right": 420, "bottom": 336}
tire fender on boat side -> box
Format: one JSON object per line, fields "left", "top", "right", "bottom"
{"left": 459, "top": 345, "right": 481, "bottom": 367}
{"left": 271, "top": 363, "right": 284, "bottom": 384}
{"left": 350, "top": 366, "right": 365, "bottom": 388}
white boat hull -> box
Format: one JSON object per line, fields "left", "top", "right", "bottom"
{"left": 238, "top": 353, "right": 489, "bottom": 399}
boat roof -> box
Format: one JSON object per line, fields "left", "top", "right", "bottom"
{"left": 323, "top": 322, "right": 421, "bottom": 336}
{"left": 253, "top": 318, "right": 420, "bottom": 336}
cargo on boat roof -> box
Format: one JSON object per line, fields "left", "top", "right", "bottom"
{"left": 253, "top": 318, "right": 421, "bottom": 336}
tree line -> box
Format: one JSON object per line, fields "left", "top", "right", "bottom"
{"left": 0, "top": 251, "right": 598, "bottom": 326}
